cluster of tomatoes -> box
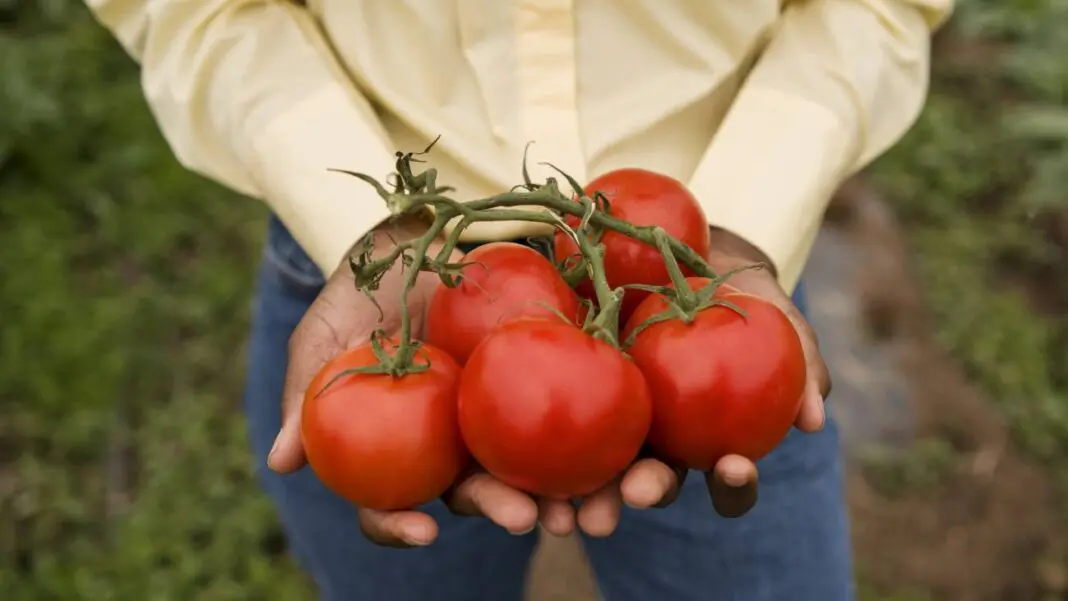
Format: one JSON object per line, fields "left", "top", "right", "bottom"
{"left": 300, "top": 169, "right": 807, "bottom": 511}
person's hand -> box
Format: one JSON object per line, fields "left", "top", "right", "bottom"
{"left": 572, "top": 227, "right": 832, "bottom": 535}
{"left": 267, "top": 219, "right": 557, "bottom": 547}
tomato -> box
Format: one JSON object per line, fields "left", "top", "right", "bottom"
{"left": 458, "top": 318, "right": 652, "bottom": 498}
{"left": 301, "top": 340, "right": 467, "bottom": 510}
{"left": 623, "top": 277, "right": 805, "bottom": 469}
{"left": 553, "top": 168, "right": 711, "bottom": 321}
{"left": 425, "top": 242, "right": 584, "bottom": 365}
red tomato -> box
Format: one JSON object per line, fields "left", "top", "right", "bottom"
{"left": 458, "top": 318, "right": 652, "bottom": 499}
{"left": 301, "top": 340, "right": 467, "bottom": 510}
{"left": 425, "top": 242, "right": 584, "bottom": 365}
{"left": 624, "top": 277, "right": 805, "bottom": 469}
{"left": 553, "top": 168, "right": 711, "bottom": 322}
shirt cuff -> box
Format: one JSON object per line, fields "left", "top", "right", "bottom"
{"left": 688, "top": 86, "right": 857, "bottom": 293}
{"left": 248, "top": 86, "right": 399, "bottom": 274}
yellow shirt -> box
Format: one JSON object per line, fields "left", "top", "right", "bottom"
{"left": 86, "top": 0, "right": 951, "bottom": 292}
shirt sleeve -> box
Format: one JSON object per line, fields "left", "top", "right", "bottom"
{"left": 84, "top": 0, "right": 397, "bottom": 273}
{"left": 687, "top": 0, "right": 953, "bottom": 292}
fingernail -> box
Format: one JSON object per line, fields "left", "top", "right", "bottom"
{"left": 624, "top": 480, "right": 661, "bottom": 508}
{"left": 402, "top": 525, "right": 434, "bottom": 547}
{"left": 268, "top": 428, "right": 283, "bottom": 460}
{"left": 818, "top": 397, "right": 827, "bottom": 430}
{"left": 721, "top": 469, "right": 749, "bottom": 488}
{"left": 510, "top": 524, "right": 536, "bottom": 536}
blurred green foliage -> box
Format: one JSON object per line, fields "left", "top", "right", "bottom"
{"left": 0, "top": 1, "right": 311, "bottom": 598}
{"left": 865, "top": 3, "right": 1068, "bottom": 596}
{"left": 1, "top": 0, "right": 1066, "bottom": 600}
{"left": 873, "top": 0, "right": 1068, "bottom": 463}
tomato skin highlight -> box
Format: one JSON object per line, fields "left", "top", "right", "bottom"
{"left": 425, "top": 242, "right": 584, "bottom": 365}
{"left": 458, "top": 318, "right": 652, "bottom": 499}
{"left": 301, "top": 341, "right": 467, "bottom": 510}
{"left": 553, "top": 168, "right": 711, "bottom": 321}
{"left": 624, "top": 278, "right": 806, "bottom": 470}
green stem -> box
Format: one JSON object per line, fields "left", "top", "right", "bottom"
{"left": 392, "top": 189, "right": 718, "bottom": 279}
{"left": 335, "top": 149, "right": 744, "bottom": 374}
{"left": 652, "top": 227, "right": 699, "bottom": 318}
{"left": 386, "top": 218, "right": 447, "bottom": 374}
{"left": 575, "top": 233, "right": 623, "bottom": 346}
{"left": 435, "top": 216, "right": 469, "bottom": 266}
{"left": 560, "top": 261, "right": 587, "bottom": 289}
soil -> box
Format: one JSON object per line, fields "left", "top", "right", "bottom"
{"left": 522, "top": 176, "right": 1068, "bottom": 601}
{"left": 837, "top": 178, "right": 1066, "bottom": 601}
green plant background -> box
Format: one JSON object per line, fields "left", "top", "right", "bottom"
{"left": 2, "top": 1, "right": 1066, "bottom": 599}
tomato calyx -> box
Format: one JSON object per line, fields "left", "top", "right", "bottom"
{"left": 620, "top": 229, "right": 762, "bottom": 347}
{"left": 311, "top": 331, "right": 436, "bottom": 400}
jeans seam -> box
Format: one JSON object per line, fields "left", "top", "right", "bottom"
{"left": 263, "top": 243, "right": 324, "bottom": 289}
{"left": 263, "top": 216, "right": 325, "bottom": 291}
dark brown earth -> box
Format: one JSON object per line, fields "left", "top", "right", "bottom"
{"left": 521, "top": 177, "right": 1067, "bottom": 601}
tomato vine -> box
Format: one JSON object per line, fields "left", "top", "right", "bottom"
{"left": 328, "top": 139, "right": 762, "bottom": 377}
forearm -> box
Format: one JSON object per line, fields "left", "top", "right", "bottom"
{"left": 708, "top": 227, "right": 779, "bottom": 278}
{"left": 689, "top": 0, "right": 953, "bottom": 292}
{"left": 85, "top": 0, "right": 399, "bottom": 272}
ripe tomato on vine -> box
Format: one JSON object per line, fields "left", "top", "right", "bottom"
{"left": 425, "top": 242, "right": 583, "bottom": 365}
{"left": 553, "top": 168, "right": 711, "bottom": 320}
{"left": 458, "top": 317, "right": 651, "bottom": 499}
{"left": 624, "top": 278, "right": 806, "bottom": 469}
{"left": 301, "top": 340, "right": 468, "bottom": 510}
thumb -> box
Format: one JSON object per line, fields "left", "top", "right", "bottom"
{"left": 268, "top": 306, "right": 347, "bottom": 474}
{"left": 267, "top": 228, "right": 443, "bottom": 473}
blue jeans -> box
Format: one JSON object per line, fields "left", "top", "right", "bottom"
{"left": 244, "top": 216, "right": 854, "bottom": 601}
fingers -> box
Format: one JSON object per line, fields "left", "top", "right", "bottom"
{"left": 444, "top": 472, "right": 539, "bottom": 535}
{"left": 537, "top": 498, "right": 577, "bottom": 537}
{"left": 792, "top": 314, "right": 831, "bottom": 395}
{"left": 778, "top": 302, "right": 831, "bottom": 434}
{"left": 446, "top": 471, "right": 576, "bottom": 537}
{"left": 361, "top": 472, "right": 545, "bottom": 549}
{"left": 266, "top": 418, "right": 305, "bottom": 474}
{"left": 575, "top": 459, "right": 684, "bottom": 538}
{"left": 363, "top": 458, "right": 703, "bottom": 547}
{"left": 791, "top": 320, "right": 829, "bottom": 434}
{"left": 358, "top": 508, "right": 439, "bottom": 548}
{"left": 706, "top": 455, "right": 759, "bottom": 518}
{"left": 577, "top": 480, "right": 623, "bottom": 538}
{"left": 436, "top": 460, "right": 683, "bottom": 542}
{"left": 794, "top": 378, "right": 827, "bottom": 433}
{"left": 620, "top": 458, "right": 684, "bottom": 509}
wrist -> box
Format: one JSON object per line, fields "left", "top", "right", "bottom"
{"left": 707, "top": 227, "right": 778, "bottom": 278}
